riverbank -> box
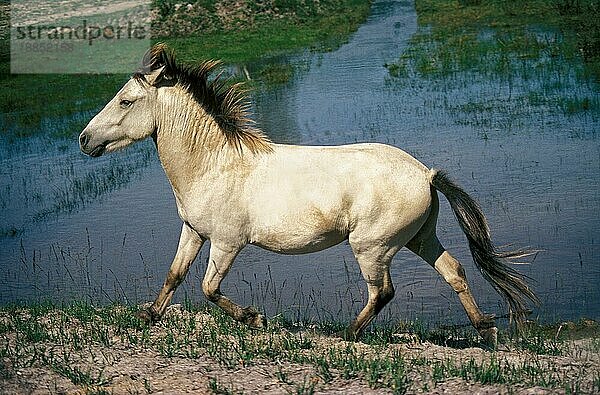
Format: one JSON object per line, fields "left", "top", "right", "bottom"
{"left": 1, "top": 303, "right": 599, "bottom": 393}
{"left": 384, "top": 0, "right": 599, "bottom": 132}
{"left": 153, "top": 0, "right": 372, "bottom": 63}
{"left": 386, "top": 0, "right": 599, "bottom": 83}
{"left": 0, "top": 0, "right": 371, "bottom": 141}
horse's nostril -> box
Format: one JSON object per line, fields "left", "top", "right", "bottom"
{"left": 79, "top": 132, "right": 89, "bottom": 147}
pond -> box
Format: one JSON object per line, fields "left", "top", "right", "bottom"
{"left": 1, "top": 0, "right": 598, "bottom": 327}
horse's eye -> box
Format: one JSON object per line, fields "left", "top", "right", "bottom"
{"left": 120, "top": 99, "right": 133, "bottom": 108}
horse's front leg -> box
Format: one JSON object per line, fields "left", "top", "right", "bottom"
{"left": 201, "top": 243, "right": 266, "bottom": 328}
{"left": 138, "top": 223, "right": 204, "bottom": 323}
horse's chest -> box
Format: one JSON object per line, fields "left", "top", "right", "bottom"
{"left": 173, "top": 187, "right": 245, "bottom": 240}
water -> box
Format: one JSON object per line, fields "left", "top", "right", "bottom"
{"left": 1, "top": 0, "right": 599, "bottom": 326}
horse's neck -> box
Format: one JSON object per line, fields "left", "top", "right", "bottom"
{"left": 154, "top": 91, "right": 241, "bottom": 195}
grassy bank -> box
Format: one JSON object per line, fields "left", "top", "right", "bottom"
{"left": 1, "top": 302, "right": 599, "bottom": 393}
{"left": 0, "top": 0, "right": 371, "bottom": 141}
{"left": 385, "top": 0, "right": 599, "bottom": 133}
{"left": 387, "top": 0, "right": 599, "bottom": 82}
{"left": 153, "top": 0, "right": 372, "bottom": 63}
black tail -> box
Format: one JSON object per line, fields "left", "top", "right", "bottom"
{"left": 429, "top": 169, "right": 540, "bottom": 325}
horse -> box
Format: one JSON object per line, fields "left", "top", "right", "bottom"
{"left": 79, "top": 43, "right": 538, "bottom": 348}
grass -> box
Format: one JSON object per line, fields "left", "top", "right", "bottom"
{"left": 159, "top": 0, "right": 371, "bottom": 64}
{"left": 0, "top": 0, "right": 371, "bottom": 142}
{"left": 0, "top": 302, "right": 599, "bottom": 393}
{"left": 159, "top": 7, "right": 366, "bottom": 63}
{"left": 387, "top": 0, "right": 600, "bottom": 81}
{"left": 384, "top": 0, "right": 599, "bottom": 136}
{"left": 0, "top": 73, "right": 128, "bottom": 141}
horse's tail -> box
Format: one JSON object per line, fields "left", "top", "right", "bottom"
{"left": 428, "top": 169, "right": 540, "bottom": 325}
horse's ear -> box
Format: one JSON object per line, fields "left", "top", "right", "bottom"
{"left": 145, "top": 65, "right": 165, "bottom": 86}
{"left": 139, "top": 43, "right": 175, "bottom": 85}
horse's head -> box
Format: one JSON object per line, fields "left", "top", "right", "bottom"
{"left": 80, "top": 43, "right": 272, "bottom": 157}
{"left": 79, "top": 64, "right": 164, "bottom": 157}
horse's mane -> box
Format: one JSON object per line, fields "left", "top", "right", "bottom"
{"left": 134, "top": 43, "right": 272, "bottom": 154}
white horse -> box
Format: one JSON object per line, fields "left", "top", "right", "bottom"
{"left": 79, "top": 44, "right": 538, "bottom": 347}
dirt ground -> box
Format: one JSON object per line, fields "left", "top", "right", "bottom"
{"left": 1, "top": 306, "right": 599, "bottom": 394}
{"left": 3, "top": 335, "right": 598, "bottom": 394}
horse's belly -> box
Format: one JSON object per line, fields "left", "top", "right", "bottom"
{"left": 250, "top": 228, "right": 347, "bottom": 255}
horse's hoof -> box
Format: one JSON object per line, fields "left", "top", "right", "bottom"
{"left": 136, "top": 310, "right": 152, "bottom": 324}
{"left": 479, "top": 326, "right": 498, "bottom": 350}
{"left": 334, "top": 329, "right": 357, "bottom": 342}
{"left": 250, "top": 313, "right": 267, "bottom": 329}
{"left": 241, "top": 306, "right": 267, "bottom": 329}
{"left": 136, "top": 308, "right": 160, "bottom": 325}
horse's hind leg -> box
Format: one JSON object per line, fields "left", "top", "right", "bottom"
{"left": 343, "top": 246, "right": 395, "bottom": 341}
{"left": 407, "top": 230, "right": 497, "bottom": 348}
{"left": 201, "top": 243, "right": 266, "bottom": 328}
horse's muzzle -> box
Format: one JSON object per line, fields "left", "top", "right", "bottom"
{"left": 79, "top": 131, "right": 107, "bottom": 157}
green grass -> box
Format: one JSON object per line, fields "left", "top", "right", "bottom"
{"left": 161, "top": 1, "right": 371, "bottom": 64}
{"left": 384, "top": 0, "right": 599, "bottom": 137}
{"left": 1, "top": 302, "right": 598, "bottom": 393}
{"left": 0, "top": 0, "right": 371, "bottom": 142}
{"left": 387, "top": 0, "right": 600, "bottom": 82}
{"left": 0, "top": 73, "right": 127, "bottom": 140}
